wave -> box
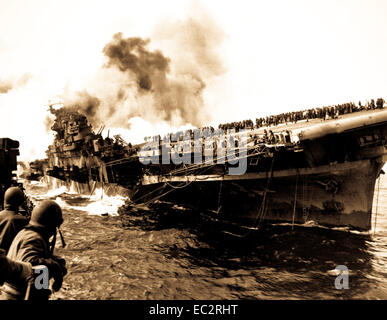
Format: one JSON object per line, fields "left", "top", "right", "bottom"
{"left": 54, "top": 187, "right": 125, "bottom": 216}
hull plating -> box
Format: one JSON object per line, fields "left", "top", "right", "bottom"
{"left": 136, "top": 159, "right": 384, "bottom": 230}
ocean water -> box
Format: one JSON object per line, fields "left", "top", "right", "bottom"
{"left": 23, "top": 173, "right": 387, "bottom": 300}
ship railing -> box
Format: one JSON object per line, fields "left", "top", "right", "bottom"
{"left": 155, "top": 142, "right": 290, "bottom": 177}
{"left": 135, "top": 138, "right": 301, "bottom": 177}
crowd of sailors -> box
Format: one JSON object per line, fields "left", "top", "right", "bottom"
{"left": 219, "top": 98, "right": 385, "bottom": 131}
{"left": 55, "top": 98, "right": 386, "bottom": 160}
{"left": 147, "top": 98, "right": 385, "bottom": 148}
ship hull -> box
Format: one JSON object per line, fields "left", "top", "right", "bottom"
{"left": 136, "top": 158, "right": 384, "bottom": 230}
{"left": 42, "top": 108, "right": 387, "bottom": 231}
{"left": 43, "top": 158, "right": 384, "bottom": 231}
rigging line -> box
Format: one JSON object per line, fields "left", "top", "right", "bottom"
{"left": 142, "top": 186, "right": 180, "bottom": 205}
{"left": 217, "top": 180, "right": 223, "bottom": 214}
{"left": 157, "top": 142, "right": 277, "bottom": 176}
{"left": 256, "top": 154, "right": 276, "bottom": 229}
{"left": 131, "top": 183, "right": 167, "bottom": 203}
{"left": 224, "top": 154, "right": 276, "bottom": 238}
{"left": 302, "top": 175, "right": 305, "bottom": 222}
{"left": 374, "top": 174, "right": 381, "bottom": 236}
{"left": 164, "top": 162, "right": 215, "bottom": 176}
{"left": 142, "top": 165, "right": 214, "bottom": 205}
{"left": 143, "top": 176, "right": 199, "bottom": 205}
{"left": 142, "top": 189, "right": 174, "bottom": 206}
{"left": 160, "top": 162, "right": 217, "bottom": 183}
{"left": 303, "top": 175, "right": 310, "bottom": 222}
{"left": 156, "top": 155, "right": 217, "bottom": 175}
{"left": 194, "top": 175, "right": 223, "bottom": 181}
{"left": 162, "top": 151, "right": 241, "bottom": 175}
{"left": 292, "top": 172, "right": 299, "bottom": 231}
{"left": 162, "top": 157, "right": 222, "bottom": 175}
{"left": 164, "top": 180, "right": 195, "bottom": 189}
{"left": 159, "top": 149, "right": 266, "bottom": 177}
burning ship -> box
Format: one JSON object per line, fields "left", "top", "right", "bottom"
{"left": 41, "top": 100, "right": 387, "bottom": 231}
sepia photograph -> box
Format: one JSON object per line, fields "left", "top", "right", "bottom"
{"left": 1, "top": 0, "right": 387, "bottom": 315}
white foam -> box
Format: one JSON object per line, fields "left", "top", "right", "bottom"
{"left": 54, "top": 188, "right": 126, "bottom": 217}
{"left": 45, "top": 186, "right": 68, "bottom": 197}
{"left": 29, "top": 180, "right": 43, "bottom": 186}
{"left": 32, "top": 185, "right": 68, "bottom": 200}
{"left": 81, "top": 195, "right": 125, "bottom": 217}
{"left": 31, "top": 180, "right": 126, "bottom": 217}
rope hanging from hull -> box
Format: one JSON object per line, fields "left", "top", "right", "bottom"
{"left": 221, "top": 155, "right": 276, "bottom": 238}
{"left": 292, "top": 173, "right": 299, "bottom": 231}
{"left": 373, "top": 174, "right": 381, "bottom": 236}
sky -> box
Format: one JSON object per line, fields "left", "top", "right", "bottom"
{"left": 1, "top": 0, "right": 387, "bottom": 161}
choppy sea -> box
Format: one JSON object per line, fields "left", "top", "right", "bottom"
{"left": 23, "top": 172, "right": 387, "bottom": 300}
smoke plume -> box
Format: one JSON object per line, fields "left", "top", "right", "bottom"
{"left": 63, "top": 90, "right": 101, "bottom": 124}
{"left": 55, "top": 13, "right": 226, "bottom": 137}
{"left": 0, "top": 80, "right": 13, "bottom": 94}
{"left": 103, "top": 35, "right": 170, "bottom": 92}
{"left": 0, "top": 74, "right": 32, "bottom": 94}
{"left": 44, "top": 91, "right": 103, "bottom": 132}
{"left": 101, "top": 32, "right": 209, "bottom": 127}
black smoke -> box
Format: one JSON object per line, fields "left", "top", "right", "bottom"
{"left": 55, "top": 14, "right": 226, "bottom": 131}
{"left": 102, "top": 32, "right": 208, "bottom": 126}
{"left": 103, "top": 34, "right": 170, "bottom": 92}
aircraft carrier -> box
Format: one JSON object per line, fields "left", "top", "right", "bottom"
{"left": 36, "top": 100, "right": 387, "bottom": 231}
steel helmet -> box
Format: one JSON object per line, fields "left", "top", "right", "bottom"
{"left": 4, "top": 187, "right": 25, "bottom": 208}
{"left": 29, "top": 200, "right": 63, "bottom": 231}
